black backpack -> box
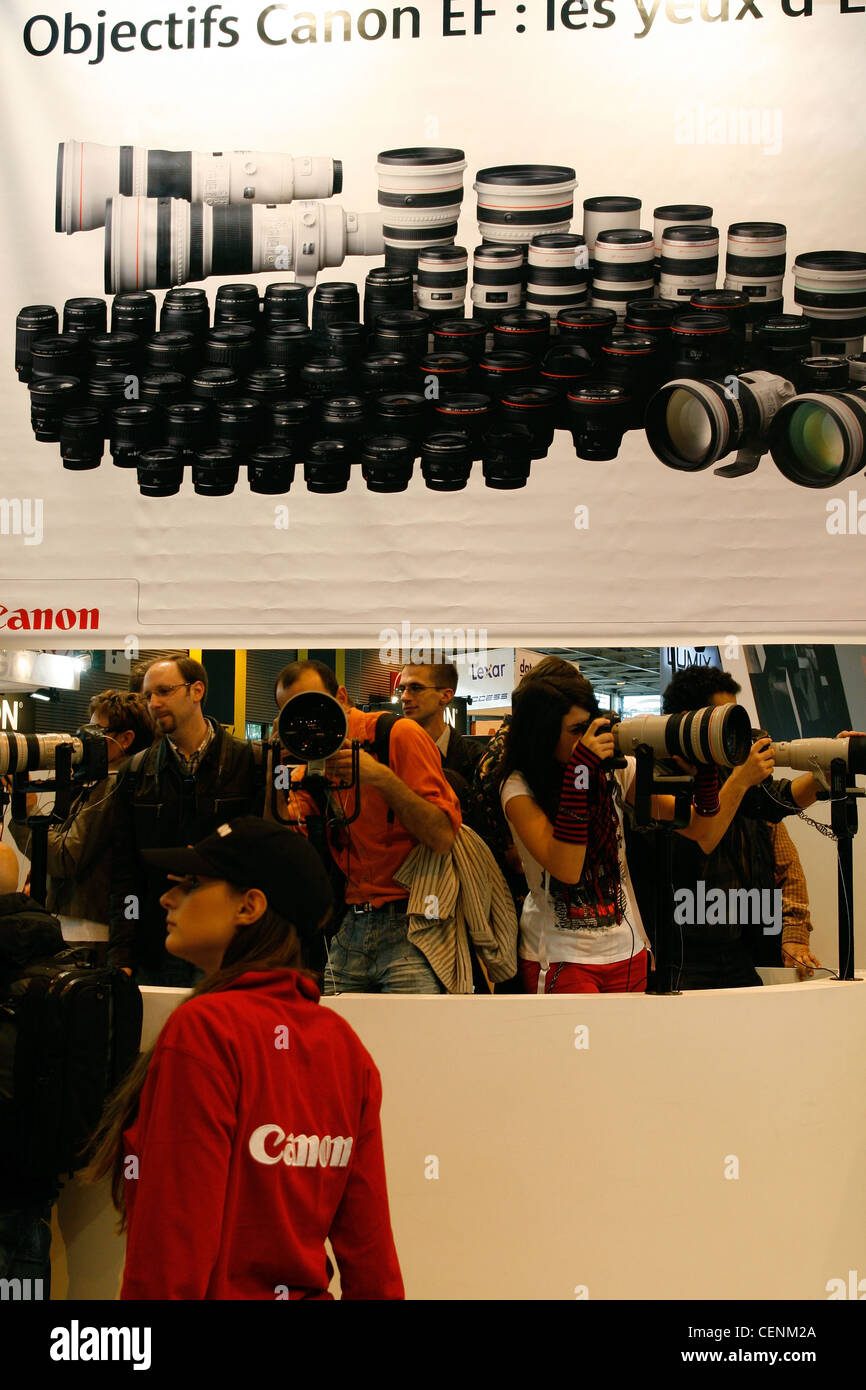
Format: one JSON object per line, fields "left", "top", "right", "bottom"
{"left": 0, "top": 943, "right": 143, "bottom": 1179}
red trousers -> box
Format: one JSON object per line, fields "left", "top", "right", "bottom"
{"left": 520, "top": 950, "right": 647, "bottom": 994}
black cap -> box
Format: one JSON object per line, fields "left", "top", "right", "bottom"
{"left": 142, "top": 816, "right": 333, "bottom": 938}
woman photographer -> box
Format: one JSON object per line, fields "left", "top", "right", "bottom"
{"left": 85, "top": 816, "right": 403, "bottom": 1300}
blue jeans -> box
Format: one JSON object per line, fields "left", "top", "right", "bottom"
{"left": 324, "top": 904, "right": 444, "bottom": 994}
{"left": 0, "top": 1201, "right": 53, "bottom": 1297}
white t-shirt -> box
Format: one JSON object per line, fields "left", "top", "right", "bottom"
{"left": 501, "top": 759, "right": 649, "bottom": 975}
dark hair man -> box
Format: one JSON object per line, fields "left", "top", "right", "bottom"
{"left": 108, "top": 656, "right": 259, "bottom": 986}
{"left": 397, "top": 662, "right": 482, "bottom": 788}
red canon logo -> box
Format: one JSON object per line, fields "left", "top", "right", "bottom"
{"left": 0, "top": 605, "right": 100, "bottom": 632}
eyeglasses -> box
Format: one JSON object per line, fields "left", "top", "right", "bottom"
{"left": 143, "top": 682, "right": 192, "bottom": 702}
{"left": 395, "top": 683, "right": 450, "bottom": 697}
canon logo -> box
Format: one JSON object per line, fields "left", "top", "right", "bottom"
{"left": 0, "top": 604, "right": 99, "bottom": 632}
{"left": 248, "top": 1125, "right": 353, "bottom": 1169}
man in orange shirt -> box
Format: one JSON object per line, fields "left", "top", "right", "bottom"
{"left": 274, "top": 661, "right": 461, "bottom": 994}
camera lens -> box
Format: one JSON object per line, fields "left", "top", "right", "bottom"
{"left": 111, "top": 290, "right": 157, "bottom": 339}
{"left": 31, "top": 334, "right": 86, "bottom": 382}
{"left": 471, "top": 245, "right": 525, "bottom": 322}
{"left": 110, "top": 403, "right": 160, "bottom": 467}
{"left": 363, "top": 267, "right": 414, "bottom": 328}
{"left": 659, "top": 225, "right": 719, "bottom": 304}
{"left": 322, "top": 320, "right": 367, "bottom": 364}
{"left": 478, "top": 350, "right": 537, "bottom": 402}
{"left": 601, "top": 333, "right": 662, "bottom": 429}
{"left": 62, "top": 297, "right": 107, "bottom": 343}
{"left": 139, "top": 371, "right": 186, "bottom": 409}
{"left": 799, "top": 357, "right": 850, "bottom": 391}
{"left": 669, "top": 313, "right": 732, "bottom": 381}
{"left": 592, "top": 229, "right": 655, "bottom": 320}
{"left": 500, "top": 385, "right": 559, "bottom": 458}
{"left": 28, "top": 376, "right": 81, "bottom": 442}
{"left": 653, "top": 205, "right": 713, "bottom": 266}
{"left": 312, "top": 281, "right": 360, "bottom": 346}
{"left": 689, "top": 289, "right": 751, "bottom": 367}
{"left": 247, "top": 445, "right": 295, "bottom": 494}
{"left": 769, "top": 388, "right": 866, "bottom": 488}
{"left": 137, "top": 447, "right": 184, "bottom": 497}
{"left": 144, "top": 330, "right": 199, "bottom": 377}
{"left": 567, "top": 383, "right": 632, "bottom": 461}
{"left": 191, "top": 366, "right": 240, "bottom": 406}
{"left": 87, "top": 372, "right": 132, "bottom": 436}
{"left": 623, "top": 298, "right": 678, "bottom": 359}
{"left": 15, "top": 305, "right": 59, "bottom": 383}
{"left": 374, "top": 392, "right": 428, "bottom": 451}
{"left": 215, "top": 397, "right": 264, "bottom": 458}
{"left": 298, "top": 357, "right": 352, "bottom": 402}
{"left": 420, "top": 431, "right": 473, "bottom": 490}
{"left": 419, "top": 351, "right": 474, "bottom": 397}
{"left": 204, "top": 325, "right": 257, "bottom": 375}
{"left": 539, "top": 343, "right": 594, "bottom": 424}
{"left": 793, "top": 250, "right": 866, "bottom": 347}
{"left": 481, "top": 425, "right": 533, "bottom": 489}
{"left": 244, "top": 367, "right": 292, "bottom": 409}
{"left": 361, "top": 435, "right": 415, "bottom": 492}
{"left": 725, "top": 222, "right": 787, "bottom": 308}
{"left": 88, "top": 330, "right": 141, "bottom": 382}
{"left": 357, "top": 352, "right": 413, "bottom": 397}
{"left": 752, "top": 315, "right": 812, "bottom": 388}
{"left": 377, "top": 147, "right": 466, "bottom": 272}
{"left": 645, "top": 371, "right": 794, "bottom": 472}
{"left": 417, "top": 246, "right": 469, "bottom": 321}
{"left": 433, "top": 392, "right": 493, "bottom": 458}
{"left": 60, "top": 408, "right": 104, "bottom": 469}
{"left": 432, "top": 317, "right": 487, "bottom": 362}
{"left": 847, "top": 354, "right": 866, "bottom": 387}
{"left": 270, "top": 398, "right": 315, "bottom": 453}
{"left": 161, "top": 287, "right": 210, "bottom": 338}
{"left": 164, "top": 400, "right": 212, "bottom": 456}
{"left": 214, "top": 283, "right": 260, "bottom": 328}
{"left": 193, "top": 446, "right": 239, "bottom": 496}
{"left": 492, "top": 309, "right": 550, "bottom": 359}
{"left": 259, "top": 322, "right": 314, "bottom": 372}
{"left": 582, "top": 196, "right": 641, "bottom": 262}
{"left": 475, "top": 165, "right": 577, "bottom": 247}
{"left": 556, "top": 308, "right": 616, "bottom": 364}
{"left": 373, "top": 309, "right": 431, "bottom": 361}
{"left": 319, "top": 394, "right": 367, "bottom": 446}
{"left": 263, "top": 282, "right": 309, "bottom": 329}
{"left": 305, "top": 438, "right": 353, "bottom": 492}
{"left": 526, "top": 233, "right": 588, "bottom": 320}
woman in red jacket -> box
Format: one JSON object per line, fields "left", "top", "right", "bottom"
{"left": 86, "top": 816, "right": 404, "bottom": 1300}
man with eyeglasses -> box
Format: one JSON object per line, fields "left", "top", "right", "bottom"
{"left": 396, "top": 663, "right": 483, "bottom": 791}
{"left": 108, "top": 656, "right": 259, "bottom": 986}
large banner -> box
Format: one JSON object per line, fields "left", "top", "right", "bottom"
{"left": 1, "top": 0, "right": 864, "bottom": 645}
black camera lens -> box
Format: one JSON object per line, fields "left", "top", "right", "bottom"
{"left": 89, "top": 331, "right": 141, "bottom": 381}
{"left": 433, "top": 392, "right": 493, "bottom": 457}
{"left": 312, "top": 282, "right": 360, "bottom": 345}
{"left": 556, "top": 308, "right": 616, "bottom": 363}
{"left": 500, "top": 385, "right": 559, "bottom": 458}
{"left": 492, "top": 310, "right": 550, "bottom": 359}
{"left": 247, "top": 445, "right": 295, "bottom": 494}
{"left": 263, "top": 282, "right": 309, "bottom": 328}
{"left": 110, "top": 403, "right": 160, "bottom": 467}
{"left": 16, "top": 305, "right": 59, "bottom": 382}
{"left": 624, "top": 297, "right": 678, "bottom": 339}
{"left": 320, "top": 394, "right": 367, "bottom": 446}
{"left": 478, "top": 350, "right": 536, "bottom": 401}
{"left": 215, "top": 397, "right": 265, "bottom": 457}
{"left": 305, "top": 438, "right": 352, "bottom": 493}
{"left": 214, "top": 283, "right": 259, "bottom": 328}
{"left": 322, "top": 320, "right": 368, "bottom": 364}
{"left": 60, "top": 408, "right": 104, "bottom": 469}
{"left": 356, "top": 353, "right": 411, "bottom": 397}
{"left": 361, "top": 435, "right": 415, "bottom": 492}
{"left": 137, "top": 447, "right": 184, "bottom": 497}
{"left": 432, "top": 317, "right": 487, "bottom": 362}
{"left": 144, "top": 330, "right": 199, "bottom": 377}
{"left": 204, "top": 325, "right": 257, "bottom": 375}
{"left": 601, "top": 332, "right": 662, "bottom": 430}
{"left": 800, "top": 356, "right": 851, "bottom": 391}
{"left": 87, "top": 372, "right": 132, "bottom": 436}
{"left": 191, "top": 366, "right": 240, "bottom": 406}
{"left": 164, "top": 400, "right": 212, "bottom": 456}
{"left": 111, "top": 290, "right": 157, "bottom": 340}
{"left": 62, "top": 297, "right": 107, "bottom": 343}
{"left": 193, "top": 446, "right": 239, "bottom": 496}
{"left": 539, "top": 343, "right": 594, "bottom": 425}
{"left": 373, "top": 309, "right": 431, "bottom": 361}
{"left": 481, "top": 425, "right": 533, "bottom": 489}
{"left": 752, "top": 315, "right": 813, "bottom": 387}
{"left": 419, "top": 351, "right": 474, "bottom": 397}
{"left": 669, "top": 313, "right": 732, "bottom": 381}
{"left": 29, "top": 376, "right": 81, "bottom": 442}
{"left": 245, "top": 367, "right": 292, "bottom": 408}
{"left": 259, "top": 322, "right": 314, "bottom": 373}
{"left": 567, "top": 383, "right": 632, "bottom": 460}
{"left": 364, "top": 267, "right": 414, "bottom": 329}
{"left": 161, "top": 287, "right": 210, "bottom": 338}
{"left": 270, "top": 398, "right": 315, "bottom": 454}
{"left": 374, "top": 392, "right": 428, "bottom": 451}
{"left": 298, "top": 357, "right": 352, "bottom": 402}
{"left": 420, "top": 431, "right": 473, "bottom": 490}
{"left": 139, "top": 370, "right": 186, "bottom": 409}
{"left": 31, "top": 334, "right": 86, "bottom": 382}
{"left": 417, "top": 245, "right": 469, "bottom": 321}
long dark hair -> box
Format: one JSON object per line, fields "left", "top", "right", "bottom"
{"left": 498, "top": 673, "right": 599, "bottom": 821}
{"left": 82, "top": 897, "right": 312, "bottom": 1227}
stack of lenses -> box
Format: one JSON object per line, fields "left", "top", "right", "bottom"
{"left": 471, "top": 245, "right": 525, "bottom": 322}
{"left": 658, "top": 225, "right": 719, "bottom": 303}
{"left": 793, "top": 251, "right": 866, "bottom": 356}
{"left": 653, "top": 205, "right": 713, "bottom": 274}
{"left": 312, "top": 282, "right": 360, "bottom": 346}
{"left": 591, "top": 229, "right": 655, "bottom": 321}
{"left": 582, "top": 197, "right": 641, "bottom": 263}
{"left": 475, "top": 165, "right": 577, "bottom": 248}
{"left": 526, "top": 234, "right": 588, "bottom": 320}
{"left": 363, "top": 267, "right": 414, "bottom": 327}
{"left": 15, "top": 305, "right": 60, "bottom": 381}
{"left": 376, "top": 147, "right": 466, "bottom": 273}
{"left": 556, "top": 308, "right": 616, "bottom": 365}
{"left": 752, "top": 315, "right": 812, "bottom": 390}
{"left": 725, "top": 222, "right": 786, "bottom": 321}
{"left": 417, "top": 246, "right": 468, "bottom": 321}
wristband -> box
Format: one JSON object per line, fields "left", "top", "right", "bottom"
{"left": 552, "top": 741, "right": 601, "bottom": 844}
{"left": 693, "top": 763, "right": 720, "bottom": 817}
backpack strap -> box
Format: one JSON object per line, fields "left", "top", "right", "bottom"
{"left": 363, "top": 712, "right": 403, "bottom": 825}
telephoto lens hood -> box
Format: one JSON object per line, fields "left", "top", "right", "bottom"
{"left": 613, "top": 703, "right": 752, "bottom": 768}
{"left": 276, "top": 690, "right": 348, "bottom": 770}
{"left": 771, "top": 735, "right": 866, "bottom": 782}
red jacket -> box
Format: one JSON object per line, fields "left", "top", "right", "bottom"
{"left": 120, "top": 969, "right": 404, "bottom": 1300}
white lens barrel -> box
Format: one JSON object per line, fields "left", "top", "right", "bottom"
{"left": 659, "top": 225, "right": 719, "bottom": 303}
{"left": 471, "top": 245, "right": 525, "bottom": 318}
{"left": 526, "top": 233, "right": 588, "bottom": 318}
{"left": 417, "top": 246, "right": 468, "bottom": 316}
{"left": 476, "top": 165, "right": 577, "bottom": 247}
{"left": 794, "top": 251, "right": 866, "bottom": 339}
{"left": 0, "top": 732, "right": 82, "bottom": 776}
{"left": 591, "top": 229, "right": 655, "bottom": 319}
{"left": 582, "top": 196, "right": 640, "bottom": 260}
{"left": 653, "top": 204, "right": 713, "bottom": 259}
{"left": 377, "top": 147, "right": 466, "bottom": 269}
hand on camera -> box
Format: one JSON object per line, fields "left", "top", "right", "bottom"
{"left": 325, "top": 746, "right": 384, "bottom": 788}
{"left": 782, "top": 942, "right": 821, "bottom": 980}
{"left": 836, "top": 729, "right": 865, "bottom": 739}
{"left": 733, "top": 735, "right": 775, "bottom": 788}
{"left": 576, "top": 717, "right": 616, "bottom": 764}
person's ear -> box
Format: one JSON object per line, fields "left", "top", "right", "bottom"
{"left": 190, "top": 681, "right": 205, "bottom": 705}
{"left": 116, "top": 728, "right": 135, "bottom": 753}
{"left": 336, "top": 686, "right": 350, "bottom": 708}
{"left": 236, "top": 887, "right": 268, "bottom": 927}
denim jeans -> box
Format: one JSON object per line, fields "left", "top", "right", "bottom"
{"left": 323, "top": 904, "right": 444, "bottom": 994}
{"left": 0, "top": 1201, "right": 53, "bottom": 1296}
